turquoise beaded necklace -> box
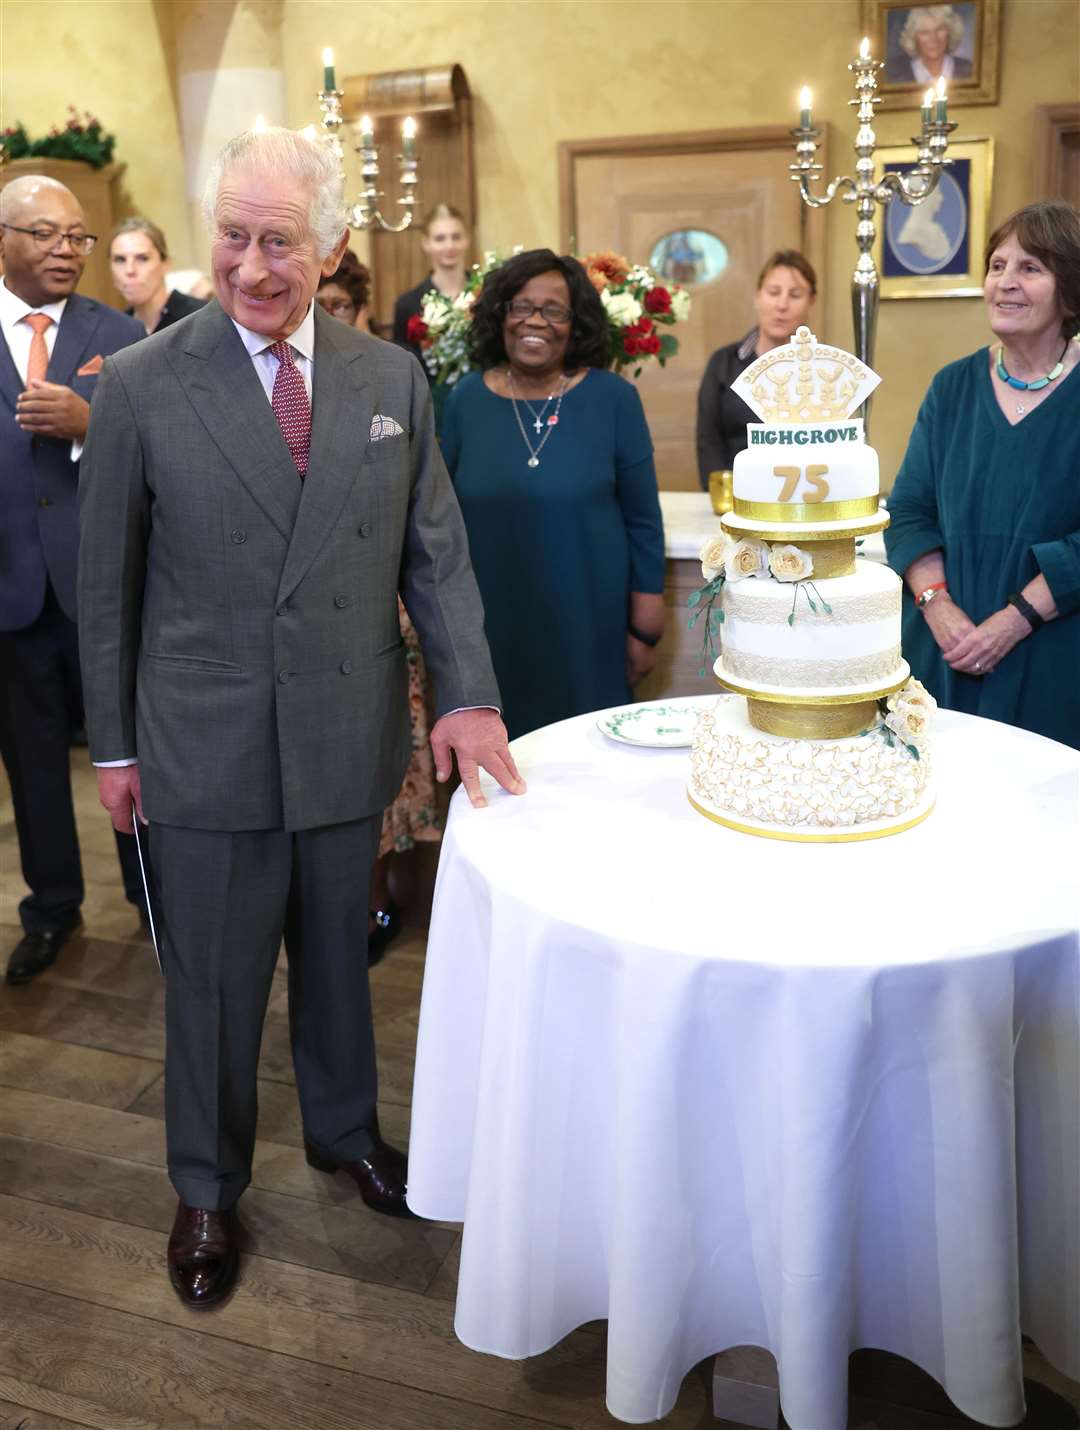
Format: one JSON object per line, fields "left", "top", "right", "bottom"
{"left": 995, "top": 339, "right": 1068, "bottom": 391}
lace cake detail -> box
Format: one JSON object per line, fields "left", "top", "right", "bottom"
{"left": 720, "top": 646, "right": 903, "bottom": 687}
{"left": 723, "top": 587, "right": 898, "bottom": 626}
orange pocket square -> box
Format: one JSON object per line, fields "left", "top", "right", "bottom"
{"left": 77, "top": 355, "right": 104, "bottom": 377}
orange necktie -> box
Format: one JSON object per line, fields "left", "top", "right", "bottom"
{"left": 23, "top": 312, "right": 53, "bottom": 386}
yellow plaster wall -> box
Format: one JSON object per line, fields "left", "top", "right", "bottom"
{"left": 0, "top": 0, "right": 192, "bottom": 265}
{"left": 282, "top": 0, "right": 1079, "bottom": 483}
{"left": 2, "top": 0, "right": 1076, "bottom": 478}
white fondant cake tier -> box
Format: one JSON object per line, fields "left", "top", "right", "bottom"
{"left": 733, "top": 421, "right": 879, "bottom": 505}
{"left": 687, "top": 697, "right": 934, "bottom": 842}
{"left": 716, "top": 558, "right": 906, "bottom": 698}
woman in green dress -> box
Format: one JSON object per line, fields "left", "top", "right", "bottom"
{"left": 885, "top": 201, "right": 1080, "bottom": 749}
{"left": 441, "top": 249, "right": 665, "bottom": 740}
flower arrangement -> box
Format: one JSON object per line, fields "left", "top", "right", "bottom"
{"left": 863, "top": 678, "right": 936, "bottom": 760}
{"left": 1, "top": 107, "right": 116, "bottom": 169}
{"left": 582, "top": 250, "right": 690, "bottom": 376}
{"left": 410, "top": 246, "right": 691, "bottom": 388}
{"left": 411, "top": 249, "right": 508, "bottom": 387}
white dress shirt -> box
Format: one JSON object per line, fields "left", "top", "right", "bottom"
{"left": 0, "top": 275, "right": 68, "bottom": 379}
{"left": 0, "top": 277, "right": 81, "bottom": 461}
{"left": 231, "top": 303, "right": 314, "bottom": 402}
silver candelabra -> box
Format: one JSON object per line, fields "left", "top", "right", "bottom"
{"left": 791, "top": 40, "right": 957, "bottom": 382}
{"left": 317, "top": 50, "right": 419, "bottom": 233}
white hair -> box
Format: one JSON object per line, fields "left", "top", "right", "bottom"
{"left": 899, "top": 5, "right": 967, "bottom": 58}
{"left": 0, "top": 174, "right": 77, "bottom": 223}
{"left": 201, "top": 127, "right": 345, "bottom": 258}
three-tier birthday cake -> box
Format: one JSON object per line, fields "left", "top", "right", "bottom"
{"left": 687, "top": 326, "right": 935, "bottom": 841}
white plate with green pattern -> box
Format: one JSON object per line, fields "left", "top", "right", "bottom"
{"left": 597, "top": 700, "right": 712, "bottom": 748}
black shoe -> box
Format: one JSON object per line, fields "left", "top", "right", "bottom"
{"left": 304, "top": 1120, "right": 416, "bottom": 1219}
{"left": 167, "top": 1202, "right": 239, "bottom": 1308}
{"left": 5, "top": 922, "right": 81, "bottom": 985}
{"left": 368, "top": 899, "right": 401, "bottom": 967}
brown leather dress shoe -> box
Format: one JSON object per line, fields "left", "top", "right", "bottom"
{"left": 167, "top": 1201, "right": 239, "bottom": 1308}
{"left": 304, "top": 1122, "right": 417, "bottom": 1219}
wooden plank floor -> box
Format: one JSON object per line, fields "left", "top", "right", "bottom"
{"left": 0, "top": 756, "right": 1077, "bottom": 1430}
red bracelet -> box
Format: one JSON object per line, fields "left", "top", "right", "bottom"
{"left": 915, "top": 582, "right": 947, "bottom": 610}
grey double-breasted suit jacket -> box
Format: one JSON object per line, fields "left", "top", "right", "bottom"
{"left": 77, "top": 300, "right": 499, "bottom": 832}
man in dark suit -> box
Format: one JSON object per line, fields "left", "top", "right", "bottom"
{"left": 78, "top": 127, "right": 523, "bottom": 1308}
{"left": 0, "top": 175, "right": 146, "bottom": 984}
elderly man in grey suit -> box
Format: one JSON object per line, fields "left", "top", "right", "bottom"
{"left": 78, "top": 128, "right": 523, "bottom": 1309}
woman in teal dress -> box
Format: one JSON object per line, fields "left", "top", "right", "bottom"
{"left": 885, "top": 201, "right": 1080, "bottom": 749}
{"left": 441, "top": 249, "right": 665, "bottom": 740}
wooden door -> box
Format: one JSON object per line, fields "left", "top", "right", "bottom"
{"left": 560, "top": 128, "right": 825, "bottom": 490}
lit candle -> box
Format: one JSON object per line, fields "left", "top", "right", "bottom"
{"left": 799, "top": 86, "right": 813, "bottom": 130}
{"left": 359, "top": 113, "right": 374, "bottom": 141}
{"left": 921, "top": 88, "right": 934, "bottom": 125}
{"left": 935, "top": 74, "right": 948, "bottom": 122}
{"left": 322, "top": 47, "right": 336, "bottom": 92}
{"left": 859, "top": 35, "right": 871, "bottom": 60}
{"left": 402, "top": 115, "right": 417, "bottom": 157}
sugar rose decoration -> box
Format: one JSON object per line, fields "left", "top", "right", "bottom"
{"left": 699, "top": 535, "right": 732, "bottom": 582}
{"left": 726, "top": 537, "right": 770, "bottom": 582}
{"left": 884, "top": 677, "right": 937, "bottom": 750}
{"left": 768, "top": 544, "right": 813, "bottom": 583}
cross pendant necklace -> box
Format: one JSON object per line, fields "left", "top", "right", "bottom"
{"left": 532, "top": 414, "right": 544, "bottom": 434}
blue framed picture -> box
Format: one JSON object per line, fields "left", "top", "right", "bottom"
{"left": 874, "top": 138, "right": 994, "bottom": 298}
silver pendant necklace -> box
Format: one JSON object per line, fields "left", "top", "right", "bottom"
{"left": 508, "top": 370, "right": 568, "bottom": 468}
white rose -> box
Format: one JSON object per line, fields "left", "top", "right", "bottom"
{"left": 768, "top": 543, "right": 813, "bottom": 583}
{"left": 699, "top": 535, "right": 732, "bottom": 581}
{"left": 670, "top": 288, "right": 691, "bottom": 322}
{"left": 891, "top": 677, "right": 937, "bottom": 717}
{"left": 600, "top": 289, "right": 643, "bottom": 325}
{"left": 726, "top": 537, "right": 770, "bottom": 582}
{"left": 452, "top": 289, "right": 475, "bottom": 311}
{"left": 423, "top": 301, "right": 452, "bottom": 333}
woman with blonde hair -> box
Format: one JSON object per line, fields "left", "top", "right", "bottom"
{"left": 108, "top": 218, "right": 206, "bottom": 334}
{"left": 393, "top": 202, "right": 469, "bottom": 361}
{"left": 895, "top": 5, "right": 972, "bottom": 84}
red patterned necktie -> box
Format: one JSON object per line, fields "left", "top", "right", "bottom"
{"left": 269, "top": 339, "right": 311, "bottom": 477}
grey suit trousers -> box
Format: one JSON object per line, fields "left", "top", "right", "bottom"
{"left": 150, "top": 815, "right": 381, "bottom": 1210}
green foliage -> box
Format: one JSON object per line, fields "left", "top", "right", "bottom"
{"left": 1, "top": 109, "right": 116, "bottom": 169}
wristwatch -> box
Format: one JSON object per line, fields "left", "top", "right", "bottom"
{"left": 915, "top": 583, "right": 947, "bottom": 609}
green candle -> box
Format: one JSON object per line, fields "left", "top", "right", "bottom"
{"left": 934, "top": 77, "right": 947, "bottom": 122}
{"left": 402, "top": 116, "right": 417, "bottom": 157}
{"left": 322, "top": 47, "right": 336, "bottom": 92}
{"left": 799, "top": 87, "right": 812, "bottom": 130}
{"left": 921, "top": 88, "right": 933, "bottom": 126}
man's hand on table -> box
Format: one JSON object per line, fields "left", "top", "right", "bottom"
{"left": 431, "top": 708, "right": 526, "bottom": 809}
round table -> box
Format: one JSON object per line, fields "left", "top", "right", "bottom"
{"left": 407, "top": 700, "right": 1080, "bottom": 1428}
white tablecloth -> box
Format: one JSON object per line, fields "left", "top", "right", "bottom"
{"left": 408, "top": 703, "right": 1080, "bottom": 1429}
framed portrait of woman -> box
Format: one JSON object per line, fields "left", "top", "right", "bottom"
{"left": 861, "top": 0, "right": 1001, "bottom": 107}
{"left": 873, "top": 137, "right": 994, "bottom": 298}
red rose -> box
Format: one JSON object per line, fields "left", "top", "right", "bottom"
{"left": 644, "top": 286, "right": 672, "bottom": 315}
{"left": 638, "top": 333, "right": 662, "bottom": 356}
{"left": 623, "top": 334, "right": 641, "bottom": 357}
{"left": 405, "top": 315, "right": 428, "bottom": 345}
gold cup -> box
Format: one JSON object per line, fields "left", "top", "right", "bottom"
{"left": 708, "top": 470, "right": 734, "bottom": 515}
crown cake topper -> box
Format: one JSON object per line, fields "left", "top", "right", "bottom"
{"left": 731, "top": 326, "right": 881, "bottom": 424}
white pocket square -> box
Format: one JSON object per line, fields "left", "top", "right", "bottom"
{"left": 369, "top": 414, "right": 404, "bottom": 442}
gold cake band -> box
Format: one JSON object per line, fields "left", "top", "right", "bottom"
{"left": 687, "top": 789, "right": 935, "bottom": 843}
{"left": 748, "top": 697, "right": 877, "bottom": 739}
{"left": 732, "top": 495, "right": 880, "bottom": 523}
{"left": 796, "top": 538, "right": 855, "bottom": 579}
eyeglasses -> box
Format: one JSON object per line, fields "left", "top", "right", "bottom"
{"left": 1, "top": 224, "right": 98, "bottom": 255}
{"left": 317, "top": 297, "right": 357, "bottom": 319}
{"left": 505, "top": 297, "right": 572, "bottom": 324}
